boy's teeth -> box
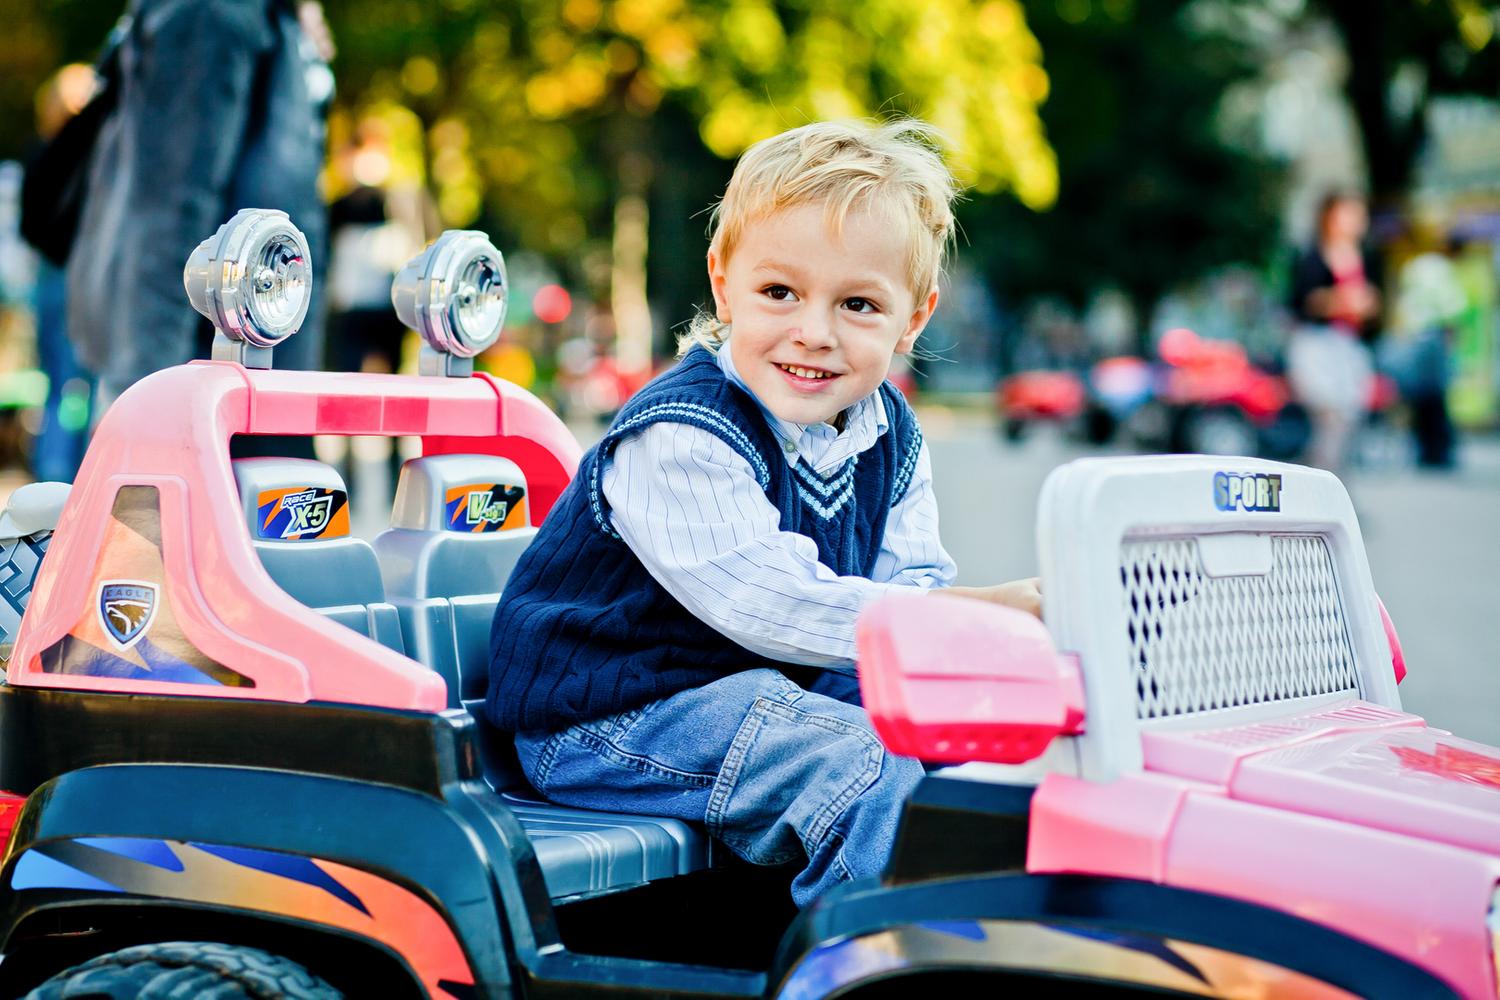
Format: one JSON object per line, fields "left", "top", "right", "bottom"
{"left": 781, "top": 364, "right": 830, "bottom": 379}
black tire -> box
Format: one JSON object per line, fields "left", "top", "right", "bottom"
{"left": 1123, "top": 400, "right": 1173, "bottom": 451}
{"left": 1259, "top": 402, "right": 1312, "bottom": 460}
{"left": 1002, "top": 417, "right": 1026, "bottom": 443}
{"left": 24, "top": 941, "right": 342, "bottom": 1000}
{"left": 1081, "top": 404, "right": 1116, "bottom": 446}
{"left": 1176, "top": 405, "right": 1257, "bottom": 456}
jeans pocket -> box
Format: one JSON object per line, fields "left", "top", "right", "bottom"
{"left": 706, "top": 697, "right": 883, "bottom": 865}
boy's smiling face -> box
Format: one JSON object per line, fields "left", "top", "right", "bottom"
{"left": 709, "top": 202, "right": 939, "bottom": 427}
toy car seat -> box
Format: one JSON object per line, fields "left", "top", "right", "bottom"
{"left": 232, "top": 458, "right": 405, "bottom": 654}
{"left": 373, "top": 453, "right": 534, "bottom": 714}
{"left": 374, "top": 454, "right": 713, "bottom": 900}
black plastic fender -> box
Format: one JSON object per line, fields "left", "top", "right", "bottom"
{"left": 0, "top": 762, "right": 547, "bottom": 997}
{"left": 770, "top": 872, "right": 1461, "bottom": 999}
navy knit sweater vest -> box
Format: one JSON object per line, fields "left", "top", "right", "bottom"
{"left": 485, "top": 347, "right": 924, "bottom": 733}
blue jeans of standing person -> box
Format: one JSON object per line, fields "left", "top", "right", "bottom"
{"left": 514, "top": 668, "right": 925, "bottom": 907}
{"left": 32, "top": 264, "right": 93, "bottom": 483}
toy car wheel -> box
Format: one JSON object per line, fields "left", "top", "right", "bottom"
{"left": 1079, "top": 403, "right": 1117, "bottom": 446}
{"left": 24, "top": 941, "right": 341, "bottom": 1000}
{"left": 1259, "top": 401, "right": 1312, "bottom": 460}
{"left": 1123, "top": 400, "right": 1172, "bottom": 450}
{"left": 1178, "top": 405, "right": 1257, "bottom": 456}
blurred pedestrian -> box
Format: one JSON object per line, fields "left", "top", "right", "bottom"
{"left": 26, "top": 66, "right": 100, "bottom": 483}
{"left": 65, "top": 0, "right": 334, "bottom": 418}
{"left": 326, "top": 184, "right": 409, "bottom": 378}
{"left": 1388, "top": 242, "right": 1467, "bottom": 468}
{"left": 1287, "top": 191, "right": 1381, "bottom": 473}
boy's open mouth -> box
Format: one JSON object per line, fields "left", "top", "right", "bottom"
{"left": 776, "top": 363, "right": 838, "bottom": 382}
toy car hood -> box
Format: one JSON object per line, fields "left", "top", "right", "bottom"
{"left": 1144, "top": 702, "right": 1500, "bottom": 858}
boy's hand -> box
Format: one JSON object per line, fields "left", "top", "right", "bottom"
{"left": 936, "top": 578, "right": 1042, "bottom": 619}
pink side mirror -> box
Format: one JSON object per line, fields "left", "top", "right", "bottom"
{"left": 1377, "top": 595, "right": 1406, "bottom": 685}
{"left": 856, "top": 592, "right": 1085, "bottom": 765}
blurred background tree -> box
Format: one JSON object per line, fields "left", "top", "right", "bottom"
{"left": 321, "top": 0, "right": 1059, "bottom": 370}
{"left": 2, "top": 0, "right": 1497, "bottom": 372}
{"left": 959, "top": 0, "right": 1285, "bottom": 360}
{"left": 1294, "top": 0, "right": 1500, "bottom": 202}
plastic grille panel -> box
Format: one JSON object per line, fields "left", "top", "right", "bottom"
{"left": 1121, "top": 534, "right": 1359, "bottom": 719}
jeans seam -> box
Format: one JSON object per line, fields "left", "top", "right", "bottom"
{"left": 571, "top": 727, "right": 717, "bottom": 787}
{"left": 830, "top": 833, "right": 854, "bottom": 885}
{"left": 705, "top": 697, "right": 769, "bottom": 840}
{"left": 767, "top": 670, "right": 803, "bottom": 705}
{"left": 530, "top": 732, "right": 562, "bottom": 789}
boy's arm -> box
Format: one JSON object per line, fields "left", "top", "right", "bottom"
{"left": 602, "top": 422, "right": 907, "bottom": 670}
{"left": 870, "top": 439, "right": 957, "bottom": 588}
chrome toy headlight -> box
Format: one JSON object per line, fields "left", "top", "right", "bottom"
{"left": 392, "top": 230, "right": 507, "bottom": 376}
{"left": 184, "top": 208, "right": 312, "bottom": 367}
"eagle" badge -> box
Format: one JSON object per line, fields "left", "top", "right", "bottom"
{"left": 98, "top": 580, "right": 159, "bottom": 649}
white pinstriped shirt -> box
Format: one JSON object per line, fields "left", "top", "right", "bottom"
{"left": 600, "top": 345, "right": 956, "bottom": 671}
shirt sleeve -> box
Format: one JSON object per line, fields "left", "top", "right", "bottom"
{"left": 601, "top": 421, "right": 923, "bottom": 669}
{"left": 869, "top": 439, "right": 958, "bottom": 588}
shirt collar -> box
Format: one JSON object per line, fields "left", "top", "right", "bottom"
{"left": 715, "top": 338, "right": 889, "bottom": 472}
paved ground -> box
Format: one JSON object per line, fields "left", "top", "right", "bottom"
{"left": 923, "top": 409, "right": 1500, "bottom": 745}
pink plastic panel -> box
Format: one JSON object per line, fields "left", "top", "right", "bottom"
{"left": 1141, "top": 699, "right": 1425, "bottom": 786}
{"left": 1377, "top": 595, "right": 1407, "bottom": 685}
{"left": 9, "top": 362, "right": 580, "bottom": 711}
{"left": 856, "top": 592, "right": 1084, "bottom": 764}
{"left": 1164, "top": 792, "right": 1500, "bottom": 999}
{"left": 1141, "top": 700, "right": 1500, "bottom": 855}
{"left": 1030, "top": 774, "right": 1500, "bottom": 998}
{"left": 1028, "top": 772, "right": 1218, "bottom": 883}
{"left": 1228, "top": 726, "right": 1500, "bottom": 858}
{"left": 1034, "top": 701, "right": 1500, "bottom": 997}
{"left": 219, "top": 366, "right": 580, "bottom": 523}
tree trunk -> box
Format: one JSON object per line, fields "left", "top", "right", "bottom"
{"left": 1321, "top": 0, "right": 1426, "bottom": 202}
{"left": 612, "top": 150, "right": 654, "bottom": 377}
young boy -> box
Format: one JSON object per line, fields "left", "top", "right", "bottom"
{"left": 486, "top": 119, "right": 1040, "bottom": 907}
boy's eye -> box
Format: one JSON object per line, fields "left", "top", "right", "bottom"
{"left": 761, "top": 284, "right": 795, "bottom": 301}
{"left": 843, "top": 297, "right": 879, "bottom": 314}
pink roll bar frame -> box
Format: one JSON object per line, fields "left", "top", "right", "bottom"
{"left": 9, "top": 362, "right": 581, "bottom": 712}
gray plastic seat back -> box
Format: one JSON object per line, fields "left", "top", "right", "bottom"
{"left": 373, "top": 454, "right": 537, "bottom": 709}
{"left": 231, "top": 458, "right": 405, "bottom": 653}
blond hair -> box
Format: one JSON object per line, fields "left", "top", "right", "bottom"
{"left": 679, "top": 118, "right": 960, "bottom": 356}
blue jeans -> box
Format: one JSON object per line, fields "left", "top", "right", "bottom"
{"left": 514, "top": 668, "right": 924, "bottom": 907}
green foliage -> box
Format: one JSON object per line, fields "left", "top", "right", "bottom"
{"left": 320, "top": 0, "right": 1058, "bottom": 250}
{"left": 0, "top": 0, "right": 119, "bottom": 160}
{"left": 312, "top": 0, "right": 1065, "bottom": 345}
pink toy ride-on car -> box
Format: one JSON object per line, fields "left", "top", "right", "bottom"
{"left": 0, "top": 210, "right": 1491, "bottom": 999}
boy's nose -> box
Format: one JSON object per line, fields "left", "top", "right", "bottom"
{"left": 791, "top": 312, "right": 836, "bottom": 350}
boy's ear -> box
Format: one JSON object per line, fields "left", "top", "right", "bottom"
{"left": 707, "top": 248, "right": 732, "bottom": 323}
{"left": 895, "top": 286, "right": 940, "bottom": 355}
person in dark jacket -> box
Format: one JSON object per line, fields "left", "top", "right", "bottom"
{"left": 66, "top": 0, "right": 333, "bottom": 412}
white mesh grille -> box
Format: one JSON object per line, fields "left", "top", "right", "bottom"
{"left": 1121, "top": 534, "right": 1360, "bottom": 719}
